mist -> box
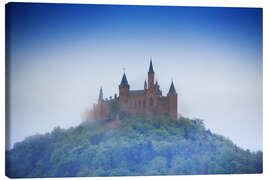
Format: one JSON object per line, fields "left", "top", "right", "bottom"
{"left": 6, "top": 4, "right": 262, "bottom": 151}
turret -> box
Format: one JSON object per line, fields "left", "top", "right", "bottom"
{"left": 167, "top": 81, "right": 177, "bottom": 95}
{"left": 144, "top": 80, "right": 147, "bottom": 91}
{"left": 148, "top": 59, "right": 155, "bottom": 89}
{"left": 167, "top": 81, "right": 178, "bottom": 119}
{"left": 119, "top": 72, "right": 130, "bottom": 98}
{"left": 98, "top": 87, "right": 103, "bottom": 102}
{"left": 155, "top": 80, "right": 160, "bottom": 94}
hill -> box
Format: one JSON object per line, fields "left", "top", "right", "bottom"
{"left": 6, "top": 113, "right": 262, "bottom": 178}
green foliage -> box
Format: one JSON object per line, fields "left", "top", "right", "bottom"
{"left": 6, "top": 115, "right": 262, "bottom": 178}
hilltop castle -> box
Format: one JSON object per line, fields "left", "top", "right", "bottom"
{"left": 89, "top": 59, "right": 178, "bottom": 120}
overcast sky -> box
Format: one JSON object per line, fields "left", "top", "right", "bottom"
{"left": 6, "top": 3, "right": 262, "bottom": 151}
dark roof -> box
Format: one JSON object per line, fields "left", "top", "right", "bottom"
{"left": 149, "top": 60, "right": 154, "bottom": 73}
{"left": 98, "top": 87, "right": 103, "bottom": 100}
{"left": 130, "top": 90, "right": 144, "bottom": 95}
{"left": 168, "top": 81, "right": 177, "bottom": 95}
{"left": 120, "top": 73, "right": 129, "bottom": 86}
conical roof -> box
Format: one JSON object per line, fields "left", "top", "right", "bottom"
{"left": 120, "top": 73, "right": 129, "bottom": 86}
{"left": 168, "top": 81, "right": 177, "bottom": 95}
{"left": 144, "top": 80, "right": 147, "bottom": 89}
{"left": 149, "top": 60, "right": 154, "bottom": 73}
{"left": 98, "top": 87, "right": 103, "bottom": 100}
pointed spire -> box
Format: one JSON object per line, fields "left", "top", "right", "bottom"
{"left": 168, "top": 81, "right": 177, "bottom": 95}
{"left": 149, "top": 58, "right": 154, "bottom": 73}
{"left": 120, "top": 72, "right": 129, "bottom": 86}
{"left": 98, "top": 87, "right": 103, "bottom": 101}
{"left": 144, "top": 80, "right": 147, "bottom": 89}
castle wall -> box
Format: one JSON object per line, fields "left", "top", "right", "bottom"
{"left": 118, "top": 90, "right": 175, "bottom": 118}
{"left": 92, "top": 91, "right": 178, "bottom": 121}
{"left": 120, "top": 93, "right": 146, "bottom": 115}
{"left": 157, "top": 97, "right": 169, "bottom": 115}
{"left": 91, "top": 101, "right": 111, "bottom": 121}
{"left": 168, "top": 95, "right": 177, "bottom": 119}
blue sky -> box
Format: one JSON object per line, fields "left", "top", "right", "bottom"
{"left": 6, "top": 3, "right": 262, "bottom": 151}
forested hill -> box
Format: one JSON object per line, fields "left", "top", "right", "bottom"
{"left": 6, "top": 114, "right": 262, "bottom": 178}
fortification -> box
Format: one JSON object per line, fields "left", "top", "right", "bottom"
{"left": 90, "top": 59, "right": 178, "bottom": 120}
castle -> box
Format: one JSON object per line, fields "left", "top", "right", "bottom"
{"left": 89, "top": 59, "right": 178, "bottom": 121}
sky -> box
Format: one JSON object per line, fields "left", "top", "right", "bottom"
{"left": 6, "top": 3, "right": 262, "bottom": 151}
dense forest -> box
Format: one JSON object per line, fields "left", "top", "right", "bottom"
{"left": 6, "top": 113, "right": 262, "bottom": 178}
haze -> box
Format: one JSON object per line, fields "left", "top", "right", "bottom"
{"left": 6, "top": 3, "right": 262, "bottom": 151}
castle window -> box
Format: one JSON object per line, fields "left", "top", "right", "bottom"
{"left": 143, "top": 100, "right": 146, "bottom": 108}
{"left": 134, "top": 101, "right": 137, "bottom": 108}
{"left": 139, "top": 101, "right": 141, "bottom": 108}
{"left": 149, "top": 98, "right": 153, "bottom": 106}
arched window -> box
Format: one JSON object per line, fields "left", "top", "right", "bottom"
{"left": 143, "top": 100, "right": 146, "bottom": 108}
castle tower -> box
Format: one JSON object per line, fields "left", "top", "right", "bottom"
{"left": 167, "top": 81, "right": 178, "bottom": 119}
{"left": 119, "top": 72, "right": 130, "bottom": 102}
{"left": 148, "top": 59, "right": 155, "bottom": 90}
